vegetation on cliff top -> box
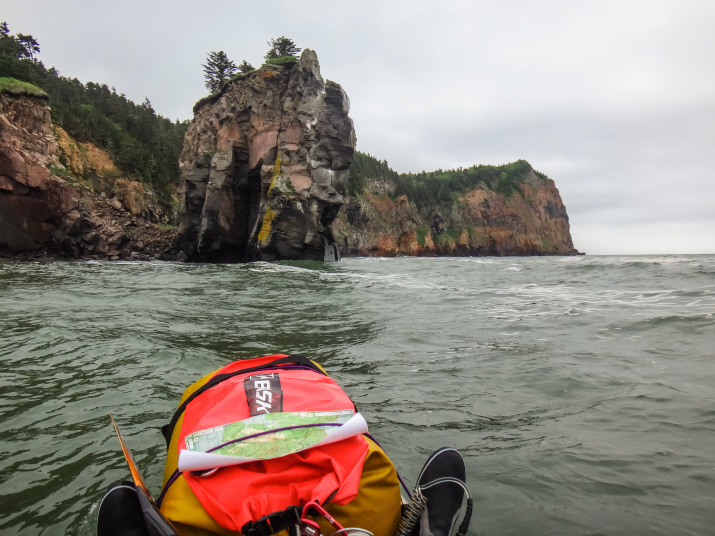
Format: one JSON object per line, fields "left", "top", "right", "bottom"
{"left": 202, "top": 51, "right": 238, "bottom": 93}
{"left": 264, "top": 55, "right": 299, "bottom": 65}
{"left": 347, "top": 151, "right": 550, "bottom": 209}
{"left": 336, "top": 153, "right": 574, "bottom": 257}
{"left": 196, "top": 37, "right": 301, "bottom": 113}
{"left": 0, "top": 76, "right": 46, "bottom": 97}
{"left": 0, "top": 22, "right": 187, "bottom": 207}
{"left": 264, "top": 37, "right": 301, "bottom": 60}
{"left": 1, "top": 22, "right": 551, "bottom": 230}
{"left": 346, "top": 151, "right": 400, "bottom": 197}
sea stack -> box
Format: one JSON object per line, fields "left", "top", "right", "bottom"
{"left": 176, "top": 50, "right": 356, "bottom": 262}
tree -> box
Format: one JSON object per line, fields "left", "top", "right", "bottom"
{"left": 238, "top": 60, "right": 254, "bottom": 73}
{"left": 16, "top": 33, "right": 40, "bottom": 61}
{"left": 264, "top": 37, "right": 301, "bottom": 60}
{"left": 202, "top": 51, "right": 237, "bottom": 93}
{"left": 0, "top": 22, "right": 29, "bottom": 59}
{"left": 437, "top": 182, "right": 452, "bottom": 203}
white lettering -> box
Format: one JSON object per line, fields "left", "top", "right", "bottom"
{"left": 256, "top": 389, "right": 272, "bottom": 403}
{"left": 256, "top": 399, "right": 272, "bottom": 413}
{"left": 248, "top": 374, "right": 280, "bottom": 414}
{"left": 251, "top": 373, "right": 276, "bottom": 380}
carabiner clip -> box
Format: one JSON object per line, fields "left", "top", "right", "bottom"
{"left": 299, "top": 518, "right": 322, "bottom": 536}
{"left": 301, "top": 500, "right": 344, "bottom": 535}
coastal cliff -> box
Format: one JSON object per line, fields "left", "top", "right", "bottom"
{"left": 0, "top": 83, "right": 177, "bottom": 260}
{"left": 331, "top": 156, "right": 579, "bottom": 256}
{"left": 1, "top": 66, "right": 578, "bottom": 262}
{"left": 0, "top": 89, "right": 66, "bottom": 250}
{"left": 176, "top": 50, "right": 355, "bottom": 262}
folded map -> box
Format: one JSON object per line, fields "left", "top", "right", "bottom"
{"left": 178, "top": 410, "right": 367, "bottom": 472}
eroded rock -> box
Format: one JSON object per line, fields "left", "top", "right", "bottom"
{"left": 176, "top": 50, "right": 356, "bottom": 262}
{"left": 0, "top": 91, "right": 178, "bottom": 260}
{"left": 331, "top": 168, "right": 581, "bottom": 257}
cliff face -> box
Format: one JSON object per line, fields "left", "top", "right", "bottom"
{"left": 1, "top": 70, "right": 576, "bottom": 262}
{"left": 176, "top": 50, "right": 355, "bottom": 262}
{"left": 0, "top": 90, "right": 177, "bottom": 260}
{"left": 331, "top": 167, "right": 579, "bottom": 256}
{"left": 53, "top": 125, "right": 172, "bottom": 224}
{"left": 0, "top": 91, "right": 72, "bottom": 250}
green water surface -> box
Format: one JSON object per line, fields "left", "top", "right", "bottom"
{"left": 1, "top": 256, "right": 714, "bottom": 536}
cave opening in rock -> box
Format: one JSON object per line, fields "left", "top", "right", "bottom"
{"left": 230, "top": 149, "right": 262, "bottom": 262}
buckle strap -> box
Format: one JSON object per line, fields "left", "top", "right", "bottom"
{"left": 241, "top": 506, "right": 302, "bottom": 536}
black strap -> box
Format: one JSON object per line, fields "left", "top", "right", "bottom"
{"left": 161, "top": 355, "right": 325, "bottom": 448}
{"left": 241, "top": 506, "right": 302, "bottom": 536}
{"left": 456, "top": 498, "right": 473, "bottom": 536}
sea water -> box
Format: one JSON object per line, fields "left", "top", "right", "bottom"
{"left": 1, "top": 255, "right": 714, "bottom": 536}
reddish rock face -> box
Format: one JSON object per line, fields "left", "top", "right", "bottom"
{"left": 0, "top": 92, "right": 68, "bottom": 250}
{"left": 176, "top": 50, "right": 356, "bottom": 262}
{"left": 331, "top": 169, "right": 580, "bottom": 257}
{"left": 0, "top": 92, "right": 178, "bottom": 260}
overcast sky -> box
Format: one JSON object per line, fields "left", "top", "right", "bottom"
{"left": 4, "top": 0, "right": 714, "bottom": 255}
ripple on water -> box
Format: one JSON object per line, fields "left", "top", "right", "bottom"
{"left": 1, "top": 256, "right": 715, "bottom": 535}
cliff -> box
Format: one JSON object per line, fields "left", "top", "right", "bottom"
{"left": 176, "top": 50, "right": 355, "bottom": 262}
{"left": 1, "top": 68, "right": 578, "bottom": 262}
{"left": 0, "top": 83, "right": 178, "bottom": 260}
{"left": 331, "top": 162, "right": 580, "bottom": 256}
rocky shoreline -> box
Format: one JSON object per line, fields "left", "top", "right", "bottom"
{"left": 1, "top": 52, "right": 580, "bottom": 263}
{"left": 0, "top": 190, "right": 181, "bottom": 262}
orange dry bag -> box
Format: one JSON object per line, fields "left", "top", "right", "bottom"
{"left": 158, "top": 355, "right": 403, "bottom": 536}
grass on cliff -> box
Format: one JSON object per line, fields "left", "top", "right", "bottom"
{"left": 0, "top": 76, "right": 46, "bottom": 97}
{"left": 264, "top": 55, "right": 298, "bottom": 65}
{"left": 47, "top": 163, "right": 74, "bottom": 178}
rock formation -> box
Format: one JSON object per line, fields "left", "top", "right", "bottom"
{"left": 176, "top": 50, "right": 355, "bottom": 262}
{"left": 0, "top": 90, "right": 67, "bottom": 250}
{"left": 0, "top": 60, "right": 577, "bottom": 263}
{"left": 0, "top": 88, "right": 177, "bottom": 260}
{"left": 331, "top": 165, "right": 580, "bottom": 256}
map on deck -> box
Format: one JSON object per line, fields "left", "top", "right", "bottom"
{"left": 184, "top": 410, "right": 355, "bottom": 460}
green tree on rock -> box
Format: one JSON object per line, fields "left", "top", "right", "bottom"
{"left": 238, "top": 60, "right": 254, "bottom": 73}
{"left": 264, "top": 37, "right": 301, "bottom": 60}
{"left": 203, "top": 50, "right": 237, "bottom": 93}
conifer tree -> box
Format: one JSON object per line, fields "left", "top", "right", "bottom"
{"left": 202, "top": 51, "right": 237, "bottom": 93}
{"left": 238, "top": 60, "right": 254, "bottom": 73}
{"left": 0, "top": 22, "right": 33, "bottom": 59}
{"left": 437, "top": 182, "right": 452, "bottom": 203}
{"left": 264, "top": 37, "right": 301, "bottom": 60}
{"left": 16, "top": 33, "right": 40, "bottom": 61}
